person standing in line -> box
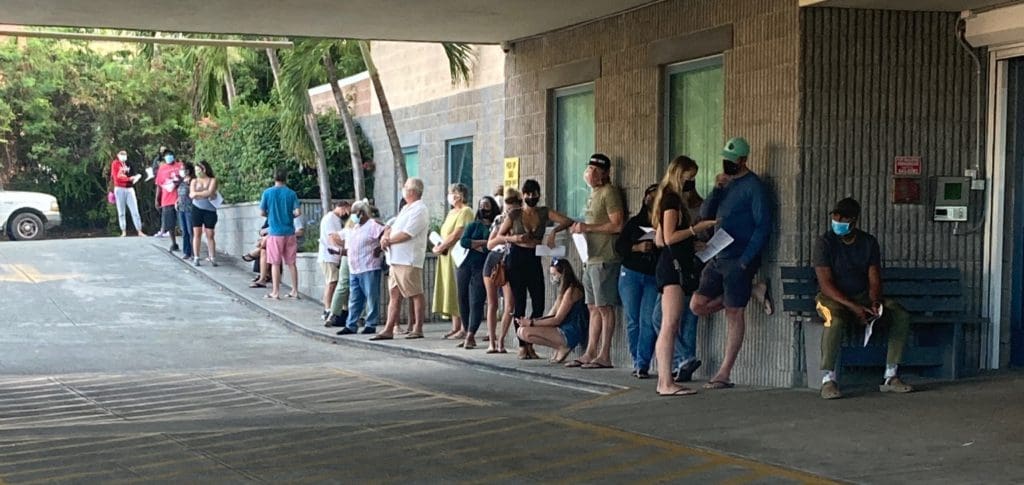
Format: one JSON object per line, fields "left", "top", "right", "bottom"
{"left": 495, "top": 179, "right": 574, "bottom": 359}
{"left": 318, "top": 201, "right": 350, "bottom": 322}
{"left": 433, "top": 183, "right": 475, "bottom": 340}
{"left": 259, "top": 169, "right": 302, "bottom": 300}
{"left": 176, "top": 162, "right": 196, "bottom": 260}
{"left": 190, "top": 160, "right": 220, "bottom": 267}
{"left": 456, "top": 196, "right": 499, "bottom": 350}
{"left": 689, "top": 137, "right": 773, "bottom": 389}
{"left": 334, "top": 200, "right": 386, "bottom": 335}
{"left": 568, "top": 153, "right": 625, "bottom": 370}
{"left": 374, "top": 178, "right": 431, "bottom": 340}
{"left": 110, "top": 150, "right": 144, "bottom": 237}
{"left": 483, "top": 188, "right": 522, "bottom": 354}
{"left": 149, "top": 146, "right": 168, "bottom": 236}
{"left": 652, "top": 156, "right": 717, "bottom": 396}
{"left": 614, "top": 184, "right": 660, "bottom": 379}
{"left": 155, "top": 150, "right": 183, "bottom": 251}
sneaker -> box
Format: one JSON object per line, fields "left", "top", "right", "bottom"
{"left": 634, "top": 369, "right": 650, "bottom": 379}
{"left": 154, "top": 231, "right": 167, "bottom": 238}
{"left": 674, "top": 359, "right": 702, "bottom": 383}
{"left": 879, "top": 377, "right": 914, "bottom": 393}
{"left": 321, "top": 310, "right": 330, "bottom": 321}
{"left": 324, "top": 315, "right": 346, "bottom": 328}
{"left": 360, "top": 327, "right": 376, "bottom": 335}
{"left": 336, "top": 327, "right": 356, "bottom": 335}
{"left": 169, "top": 244, "right": 180, "bottom": 252}
{"left": 193, "top": 257, "right": 201, "bottom": 267}
{"left": 820, "top": 380, "right": 842, "bottom": 399}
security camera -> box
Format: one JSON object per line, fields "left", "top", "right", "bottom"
{"left": 500, "top": 41, "right": 512, "bottom": 54}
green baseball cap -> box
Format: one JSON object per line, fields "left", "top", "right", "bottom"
{"left": 721, "top": 137, "right": 750, "bottom": 162}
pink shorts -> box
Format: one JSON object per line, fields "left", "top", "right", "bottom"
{"left": 266, "top": 235, "right": 298, "bottom": 265}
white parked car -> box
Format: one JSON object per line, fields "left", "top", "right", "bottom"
{"left": 0, "top": 188, "right": 62, "bottom": 241}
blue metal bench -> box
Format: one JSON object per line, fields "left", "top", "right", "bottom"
{"left": 781, "top": 266, "right": 981, "bottom": 382}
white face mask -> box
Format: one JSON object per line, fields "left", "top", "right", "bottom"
{"left": 117, "top": 154, "right": 127, "bottom": 162}
{"left": 178, "top": 169, "right": 186, "bottom": 178}
{"left": 550, "top": 274, "right": 561, "bottom": 286}
{"left": 447, "top": 194, "right": 458, "bottom": 207}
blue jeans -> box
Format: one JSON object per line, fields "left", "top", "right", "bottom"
{"left": 346, "top": 270, "right": 382, "bottom": 330}
{"left": 178, "top": 210, "right": 194, "bottom": 257}
{"left": 618, "top": 267, "right": 659, "bottom": 371}
{"left": 652, "top": 293, "right": 699, "bottom": 372}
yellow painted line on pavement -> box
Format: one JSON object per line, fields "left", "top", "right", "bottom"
{"left": 564, "top": 450, "right": 678, "bottom": 484}
{"left": 327, "top": 368, "right": 493, "bottom": 407}
{"left": 0, "top": 264, "right": 79, "bottom": 283}
{"left": 461, "top": 442, "right": 637, "bottom": 485}
{"left": 720, "top": 471, "right": 769, "bottom": 484}
{"left": 561, "top": 387, "right": 633, "bottom": 412}
{"left": 540, "top": 415, "right": 837, "bottom": 485}
{"left": 637, "top": 459, "right": 730, "bottom": 485}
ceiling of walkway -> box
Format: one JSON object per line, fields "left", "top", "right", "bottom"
{"left": 0, "top": 0, "right": 655, "bottom": 44}
{"left": 800, "top": 0, "right": 1019, "bottom": 11}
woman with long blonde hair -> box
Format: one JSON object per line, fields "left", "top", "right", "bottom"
{"left": 652, "top": 156, "right": 716, "bottom": 396}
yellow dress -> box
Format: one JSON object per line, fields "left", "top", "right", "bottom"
{"left": 433, "top": 206, "right": 474, "bottom": 317}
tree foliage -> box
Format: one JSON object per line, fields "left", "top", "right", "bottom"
{"left": 193, "top": 102, "right": 373, "bottom": 203}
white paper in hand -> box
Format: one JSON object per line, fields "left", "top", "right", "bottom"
{"left": 638, "top": 226, "right": 655, "bottom": 241}
{"left": 863, "top": 305, "right": 883, "bottom": 346}
{"left": 572, "top": 233, "right": 589, "bottom": 264}
{"left": 696, "top": 229, "right": 734, "bottom": 263}
{"left": 451, "top": 244, "right": 470, "bottom": 268}
{"left": 429, "top": 231, "right": 444, "bottom": 248}
{"left": 535, "top": 245, "right": 567, "bottom": 258}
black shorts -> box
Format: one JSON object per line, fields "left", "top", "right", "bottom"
{"left": 160, "top": 206, "right": 177, "bottom": 231}
{"left": 482, "top": 250, "right": 505, "bottom": 278}
{"left": 192, "top": 207, "right": 218, "bottom": 229}
{"left": 696, "top": 257, "right": 760, "bottom": 308}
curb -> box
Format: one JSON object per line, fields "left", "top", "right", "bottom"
{"left": 157, "top": 245, "right": 627, "bottom": 395}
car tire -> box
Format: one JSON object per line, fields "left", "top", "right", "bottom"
{"left": 10, "top": 212, "right": 45, "bottom": 241}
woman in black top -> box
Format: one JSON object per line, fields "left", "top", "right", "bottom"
{"left": 653, "top": 156, "right": 717, "bottom": 396}
{"left": 456, "top": 196, "right": 499, "bottom": 350}
{"left": 614, "top": 184, "right": 661, "bottom": 379}
{"left": 494, "top": 179, "right": 574, "bottom": 359}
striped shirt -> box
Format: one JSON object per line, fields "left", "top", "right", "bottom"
{"left": 339, "top": 219, "right": 386, "bottom": 275}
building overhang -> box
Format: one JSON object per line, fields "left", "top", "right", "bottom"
{"left": 0, "top": 0, "right": 656, "bottom": 44}
{"left": 799, "top": 0, "right": 1017, "bottom": 11}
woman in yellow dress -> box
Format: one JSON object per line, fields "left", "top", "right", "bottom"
{"left": 433, "top": 183, "right": 475, "bottom": 339}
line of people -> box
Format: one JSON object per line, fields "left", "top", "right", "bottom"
{"left": 109, "top": 148, "right": 220, "bottom": 266}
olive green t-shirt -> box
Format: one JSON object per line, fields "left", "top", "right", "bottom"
{"left": 584, "top": 184, "right": 624, "bottom": 263}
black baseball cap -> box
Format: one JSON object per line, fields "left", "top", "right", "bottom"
{"left": 831, "top": 198, "right": 861, "bottom": 219}
{"left": 588, "top": 153, "right": 611, "bottom": 171}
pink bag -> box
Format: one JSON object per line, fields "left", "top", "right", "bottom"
{"left": 107, "top": 191, "right": 116, "bottom": 205}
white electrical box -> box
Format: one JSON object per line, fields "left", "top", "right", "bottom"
{"left": 933, "top": 177, "right": 970, "bottom": 222}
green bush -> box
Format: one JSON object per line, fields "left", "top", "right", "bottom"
{"left": 194, "top": 102, "right": 374, "bottom": 204}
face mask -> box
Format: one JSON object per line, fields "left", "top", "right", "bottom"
{"left": 723, "top": 160, "right": 740, "bottom": 176}
{"left": 683, "top": 180, "right": 696, "bottom": 192}
{"left": 447, "top": 194, "right": 457, "bottom": 207}
{"left": 524, "top": 197, "right": 540, "bottom": 208}
{"left": 118, "top": 154, "right": 127, "bottom": 162}
{"left": 349, "top": 214, "right": 359, "bottom": 225}
{"left": 178, "top": 169, "right": 185, "bottom": 178}
{"left": 831, "top": 220, "right": 852, "bottom": 237}
{"left": 550, "top": 275, "right": 561, "bottom": 286}
{"left": 477, "top": 208, "right": 494, "bottom": 221}
{"left": 164, "top": 154, "right": 175, "bottom": 163}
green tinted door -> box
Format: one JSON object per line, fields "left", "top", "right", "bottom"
{"left": 554, "top": 85, "right": 595, "bottom": 219}
{"left": 667, "top": 57, "right": 724, "bottom": 197}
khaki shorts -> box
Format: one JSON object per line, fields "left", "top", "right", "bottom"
{"left": 388, "top": 264, "right": 424, "bottom": 298}
{"left": 583, "top": 262, "right": 621, "bottom": 307}
{"left": 320, "top": 262, "right": 340, "bottom": 284}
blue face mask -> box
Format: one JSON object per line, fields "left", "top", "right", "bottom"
{"left": 831, "top": 220, "right": 852, "bottom": 237}
{"left": 164, "top": 154, "right": 174, "bottom": 163}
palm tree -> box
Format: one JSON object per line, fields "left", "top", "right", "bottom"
{"left": 322, "top": 45, "right": 365, "bottom": 200}
{"left": 268, "top": 42, "right": 333, "bottom": 214}
{"left": 358, "top": 41, "right": 475, "bottom": 191}
{"left": 184, "top": 41, "right": 241, "bottom": 118}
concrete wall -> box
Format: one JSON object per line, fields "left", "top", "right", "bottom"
{"left": 504, "top": 0, "right": 802, "bottom": 386}
{"left": 358, "top": 83, "right": 506, "bottom": 219}
{"left": 799, "top": 8, "right": 989, "bottom": 369}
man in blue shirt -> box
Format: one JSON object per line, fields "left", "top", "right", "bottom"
{"left": 690, "top": 137, "right": 772, "bottom": 389}
{"left": 259, "top": 169, "right": 302, "bottom": 300}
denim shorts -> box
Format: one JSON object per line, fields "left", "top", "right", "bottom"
{"left": 558, "top": 318, "right": 587, "bottom": 350}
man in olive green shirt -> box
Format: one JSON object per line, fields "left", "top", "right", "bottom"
{"left": 570, "top": 153, "right": 625, "bottom": 369}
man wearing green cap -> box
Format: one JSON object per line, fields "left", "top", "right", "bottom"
{"left": 690, "top": 137, "right": 772, "bottom": 389}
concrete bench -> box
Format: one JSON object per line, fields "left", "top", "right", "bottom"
{"left": 780, "top": 266, "right": 982, "bottom": 385}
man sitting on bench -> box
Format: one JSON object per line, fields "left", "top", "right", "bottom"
{"left": 813, "top": 197, "right": 914, "bottom": 399}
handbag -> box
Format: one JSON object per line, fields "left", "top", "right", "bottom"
{"left": 491, "top": 255, "right": 508, "bottom": 287}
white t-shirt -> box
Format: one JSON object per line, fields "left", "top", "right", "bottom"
{"left": 388, "top": 199, "right": 430, "bottom": 268}
{"left": 317, "top": 213, "right": 343, "bottom": 264}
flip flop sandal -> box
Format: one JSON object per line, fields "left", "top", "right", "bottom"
{"left": 242, "top": 254, "right": 256, "bottom": 262}
{"left": 249, "top": 282, "right": 266, "bottom": 288}
{"left": 703, "top": 380, "right": 735, "bottom": 390}
{"left": 369, "top": 334, "right": 393, "bottom": 341}
{"left": 486, "top": 349, "right": 500, "bottom": 354}
{"left": 263, "top": 294, "right": 279, "bottom": 300}
{"left": 498, "top": 349, "right": 508, "bottom": 354}
{"left": 564, "top": 359, "right": 585, "bottom": 368}
{"left": 657, "top": 387, "right": 697, "bottom": 397}
{"left": 286, "top": 293, "right": 300, "bottom": 300}
{"left": 405, "top": 332, "right": 424, "bottom": 339}
{"left": 456, "top": 342, "right": 465, "bottom": 348}
{"left": 581, "top": 362, "right": 614, "bottom": 369}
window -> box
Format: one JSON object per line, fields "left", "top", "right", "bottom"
{"left": 553, "top": 84, "right": 595, "bottom": 219}
{"left": 665, "top": 56, "right": 724, "bottom": 197}
{"left": 402, "top": 146, "right": 419, "bottom": 179}
{"left": 446, "top": 138, "right": 473, "bottom": 202}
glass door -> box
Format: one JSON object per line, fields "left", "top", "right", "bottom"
{"left": 1008, "top": 57, "right": 1024, "bottom": 367}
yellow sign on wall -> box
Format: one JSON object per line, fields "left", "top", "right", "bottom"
{"left": 503, "top": 157, "right": 520, "bottom": 190}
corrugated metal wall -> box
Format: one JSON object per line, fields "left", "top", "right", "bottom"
{"left": 800, "top": 8, "right": 987, "bottom": 370}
